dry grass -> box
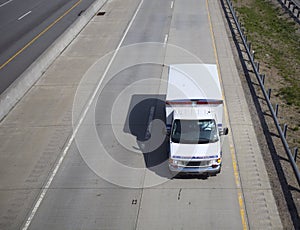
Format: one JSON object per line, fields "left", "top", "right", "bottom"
{"left": 233, "top": 0, "right": 300, "bottom": 149}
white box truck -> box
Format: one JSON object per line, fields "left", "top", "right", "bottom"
{"left": 166, "top": 64, "right": 228, "bottom": 176}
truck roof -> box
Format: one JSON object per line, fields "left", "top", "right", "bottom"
{"left": 166, "top": 64, "right": 222, "bottom": 101}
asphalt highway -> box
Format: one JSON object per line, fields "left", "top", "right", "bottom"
{"left": 0, "top": 0, "right": 96, "bottom": 94}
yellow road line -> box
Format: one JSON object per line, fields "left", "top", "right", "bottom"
{"left": 205, "top": 0, "right": 248, "bottom": 229}
{"left": 0, "top": 0, "right": 82, "bottom": 71}
{"left": 231, "top": 145, "right": 247, "bottom": 228}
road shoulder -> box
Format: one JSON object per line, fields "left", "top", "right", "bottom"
{"left": 208, "top": 0, "right": 283, "bottom": 228}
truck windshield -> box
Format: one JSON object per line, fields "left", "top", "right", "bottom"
{"left": 171, "top": 119, "right": 218, "bottom": 144}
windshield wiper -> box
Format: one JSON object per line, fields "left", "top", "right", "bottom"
{"left": 197, "top": 138, "right": 210, "bottom": 144}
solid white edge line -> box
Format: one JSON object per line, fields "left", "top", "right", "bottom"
{"left": 18, "top": 11, "right": 32, "bottom": 20}
{"left": 0, "top": 0, "right": 13, "bottom": 8}
{"left": 170, "top": 1, "right": 174, "bottom": 9}
{"left": 21, "top": 0, "right": 144, "bottom": 229}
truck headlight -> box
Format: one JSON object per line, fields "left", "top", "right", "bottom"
{"left": 169, "top": 159, "right": 177, "bottom": 165}
{"left": 212, "top": 158, "right": 221, "bottom": 168}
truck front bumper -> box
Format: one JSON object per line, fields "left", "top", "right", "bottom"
{"left": 169, "top": 164, "right": 221, "bottom": 175}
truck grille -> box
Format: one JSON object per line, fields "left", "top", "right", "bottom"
{"left": 184, "top": 160, "right": 211, "bottom": 167}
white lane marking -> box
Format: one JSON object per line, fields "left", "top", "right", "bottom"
{"left": 21, "top": 0, "right": 145, "bottom": 229}
{"left": 164, "top": 34, "right": 168, "bottom": 44}
{"left": 18, "top": 11, "right": 32, "bottom": 20}
{"left": 0, "top": 0, "right": 13, "bottom": 8}
{"left": 170, "top": 1, "right": 174, "bottom": 9}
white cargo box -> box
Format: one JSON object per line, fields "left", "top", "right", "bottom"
{"left": 166, "top": 64, "right": 222, "bottom": 101}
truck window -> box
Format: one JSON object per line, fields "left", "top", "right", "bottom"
{"left": 171, "top": 119, "right": 218, "bottom": 144}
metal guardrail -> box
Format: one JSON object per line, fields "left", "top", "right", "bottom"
{"left": 280, "top": 0, "right": 300, "bottom": 20}
{"left": 225, "top": 0, "right": 300, "bottom": 186}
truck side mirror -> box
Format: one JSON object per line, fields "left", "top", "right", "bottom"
{"left": 220, "top": 127, "right": 229, "bottom": 135}
{"left": 164, "top": 128, "right": 171, "bottom": 136}
{"left": 222, "top": 127, "right": 229, "bottom": 135}
{"left": 166, "top": 129, "right": 171, "bottom": 136}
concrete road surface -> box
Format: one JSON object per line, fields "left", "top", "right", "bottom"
{"left": 0, "top": 0, "right": 282, "bottom": 229}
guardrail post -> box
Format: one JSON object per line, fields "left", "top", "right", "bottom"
{"left": 275, "top": 104, "right": 279, "bottom": 116}
{"left": 283, "top": 124, "right": 288, "bottom": 138}
{"left": 294, "top": 148, "right": 298, "bottom": 162}
{"left": 248, "top": 42, "right": 251, "bottom": 51}
{"left": 268, "top": 88, "right": 272, "bottom": 99}
{"left": 256, "top": 62, "right": 260, "bottom": 72}
{"left": 260, "top": 74, "right": 265, "bottom": 85}
{"left": 252, "top": 50, "right": 255, "bottom": 61}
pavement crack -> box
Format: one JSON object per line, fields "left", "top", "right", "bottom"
{"left": 177, "top": 188, "right": 182, "bottom": 200}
